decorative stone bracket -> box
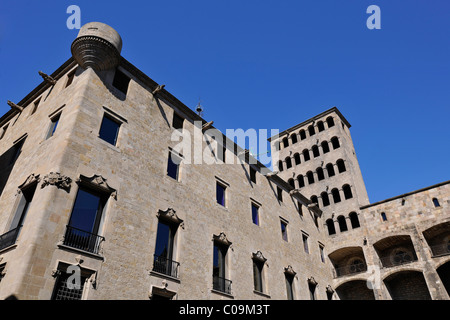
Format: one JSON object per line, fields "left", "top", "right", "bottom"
{"left": 76, "top": 174, "right": 117, "bottom": 200}
{"left": 41, "top": 172, "right": 72, "bottom": 193}
{"left": 213, "top": 232, "right": 233, "bottom": 250}
{"left": 157, "top": 208, "right": 184, "bottom": 229}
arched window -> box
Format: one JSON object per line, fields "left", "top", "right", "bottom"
{"left": 326, "top": 116, "right": 334, "bottom": 128}
{"left": 307, "top": 171, "right": 315, "bottom": 185}
{"left": 291, "top": 134, "right": 298, "bottom": 144}
{"left": 282, "top": 137, "right": 289, "bottom": 148}
{"left": 317, "top": 121, "right": 325, "bottom": 132}
{"left": 432, "top": 198, "right": 440, "bottom": 207}
{"left": 381, "top": 212, "right": 387, "bottom": 221}
{"left": 349, "top": 212, "right": 360, "bottom": 229}
{"left": 312, "top": 145, "right": 320, "bottom": 158}
{"left": 278, "top": 160, "right": 284, "bottom": 172}
{"left": 311, "top": 195, "right": 319, "bottom": 207}
{"left": 331, "top": 188, "right": 341, "bottom": 203}
{"left": 288, "top": 178, "right": 295, "bottom": 188}
{"left": 321, "top": 192, "right": 330, "bottom": 207}
{"left": 297, "top": 175, "right": 305, "bottom": 188}
{"left": 331, "top": 137, "right": 340, "bottom": 149}
{"left": 343, "top": 184, "right": 353, "bottom": 199}
{"left": 326, "top": 219, "right": 336, "bottom": 235}
{"left": 337, "top": 216, "right": 348, "bottom": 232}
{"left": 321, "top": 141, "right": 330, "bottom": 154}
{"left": 299, "top": 130, "right": 306, "bottom": 140}
{"left": 294, "top": 153, "right": 301, "bottom": 165}
{"left": 326, "top": 163, "right": 335, "bottom": 177}
{"left": 308, "top": 125, "right": 315, "bottom": 136}
{"left": 285, "top": 157, "right": 292, "bottom": 169}
{"left": 317, "top": 167, "right": 325, "bottom": 181}
{"left": 336, "top": 159, "right": 346, "bottom": 173}
{"left": 303, "top": 149, "right": 310, "bottom": 162}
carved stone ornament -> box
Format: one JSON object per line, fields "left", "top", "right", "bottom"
{"left": 308, "top": 276, "right": 318, "bottom": 286}
{"left": 157, "top": 208, "right": 184, "bottom": 228}
{"left": 7, "top": 100, "right": 23, "bottom": 112}
{"left": 41, "top": 172, "right": 72, "bottom": 193}
{"left": 213, "top": 232, "right": 232, "bottom": 247}
{"left": 51, "top": 269, "right": 61, "bottom": 278}
{"left": 326, "top": 285, "right": 334, "bottom": 294}
{"left": 252, "top": 251, "right": 267, "bottom": 263}
{"left": 77, "top": 174, "right": 117, "bottom": 199}
{"left": 284, "top": 265, "right": 296, "bottom": 276}
{"left": 18, "top": 174, "right": 40, "bottom": 190}
{"left": 38, "top": 71, "right": 56, "bottom": 85}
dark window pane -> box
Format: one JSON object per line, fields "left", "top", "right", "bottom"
{"left": 155, "top": 221, "right": 173, "bottom": 258}
{"left": 172, "top": 113, "right": 184, "bottom": 130}
{"left": 253, "top": 260, "right": 263, "bottom": 292}
{"left": 252, "top": 204, "right": 259, "bottom": 225}
{"left": 167, "top": 153, "right": 180, "bottom": 180}
{"left": 99, "top": 115, "right": 120, "bottom": 146}
{"left": 47, "top": 115, "right": 60, "bottom": 139}
{"left": 112, "top": 69, "right": 130, "bottom": 95}
{"left": 216, "top": 183, "right": 226, "bottom": 206}
{"left": 68, "top": 189, "right": 103, "bottom": 234}
{"left": 281, "top": 221, "right": 288, "bottom": 241}
{"left": 285, "top": 274, "right": 294, "bottom": 300}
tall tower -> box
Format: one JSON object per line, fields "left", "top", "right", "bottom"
{"left": 270, "top": 107, "right": 369, "bottom": 234}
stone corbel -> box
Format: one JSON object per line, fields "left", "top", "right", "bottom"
{"left": 76, "top": 174, "right": 117, "bottom": 200}
{"left": 41, "top": 172, "right": 72, "bottom": 193}
{"left": 18, "top": 174, "right": 40, "bottom": 190}
{"left": 38, "top": 71, "right": 57, "bottom": 85}
{"left": 7, "top": 100, "right": 23, "bottom": 112}
{"left": 252, "top": 251, "right": 267, "bottom": 264}
{"left": 213, "top": 232, "right": 233, "bottom": 249}
{"left": 284, "top": 265, "right": 296, "bottom": 277}
{"left": 308, "top": 276, "right": 318, "bottom": 287}
{"left": 157, "top": 208, "right": 184, "bottom": 228}
{"left": 326, "top": 285, "right": 334, "bottom": 294}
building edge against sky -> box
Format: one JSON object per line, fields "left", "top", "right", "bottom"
{"left": 0, "top": 22, "right": 448, "bottom": 300}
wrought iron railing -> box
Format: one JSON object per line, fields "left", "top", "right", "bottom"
{"left": 379, "top": 251, "right": 417, "bottom": 268}
{"left": 430, "top": 243, "right": 450, "bottom": 257}
{"left": 213, "top": 275, "right": 232, "bottom": 294}
{"left": 333, "top": 262, "right": 367, "bottom": 278}
{"left": 0, "top": 227, "right": 21, "bottom": 251}
{"left": 63, "top": 225, "right": 105, "bottom": 255}
{"left": 153, "top": 254, "right": 180, "bottom": 278}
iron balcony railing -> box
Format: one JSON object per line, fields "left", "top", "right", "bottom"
{"left": 152, "top": 254, "right": 180, "bottom": 278}
{"left": 333, "top": 262, "right": 367, "bottom": 278}
{"left": 379, "top": 251, "right": 418, "bottom": 268}
{"left": 63, "top": 225, "right": 105, "bottom": 255}
{"left": 430, "top": 243, "right": 450, "bottom": 257}
{"left": 0, "top": 227, "right": 21, "bottom": 251}
{"left": 213, "top": 275, "right": 232, "bottom": 295}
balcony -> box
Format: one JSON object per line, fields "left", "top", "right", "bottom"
{"left": 152, "top": 254, "right": 180, "bottom": 279}
{"left": 62, "top": 225, "right": 105, "bottom": 255}
{"left": 379, "top": 251, "right": 418, "bottom": 268}
{"left": 0, "top": 227, "right": 21, "bottom": 251}
{"left": 212, "top": 275, "right": 232, "bottom": 295}
{"left": 333, "top": 262, "right": 367, "bottom": 278}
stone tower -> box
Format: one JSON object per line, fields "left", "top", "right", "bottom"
{"left": 270, "top": 107, "right": 370, "bottom": 234}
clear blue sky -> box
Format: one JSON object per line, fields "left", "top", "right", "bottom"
{"left": 0, "top": 0, "right": 449, "bottom": 203}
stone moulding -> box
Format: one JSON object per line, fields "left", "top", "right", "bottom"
{"left": 252, "top": 251, "right": 267, "bottom": 263}
{"left": 157, "top": 208, "right": 184, "bottom": 229}
{"left": 76, "top": 174, "right": 117, "bottom": 199}
{"left": 18, "top": 173, "right": 40, "bottom": 191}
{"left": 284, "top": 265, "right": 296, "bottom": 277}
{"left": 41, "top": 172, "right": 72, "bottom": 193}
{"left": 213, "top": 232, "right": 232, "bottom": 247}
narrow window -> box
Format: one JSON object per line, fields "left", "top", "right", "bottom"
{"left": 9, "top": 138, "right": 25, "bottom": 165}
{"left": 331, "top": 137, "right": 340, "bottom": 149}
{"left": 0, "top": 263, "right": 5, "bottom": 282}
{"left": 331, "top": 188, "right": 341, "bottom": 203}
{"left": 282, "top": 137, "right": 289, "bottom": 148}
{"left": 311, "top": 195, "right": 319, "bottom": 207}
{"left": 153, "top": 219, "right": 179, "bottom": 278}
{"left": 319, "top": 244, "right": 325, "bottom": 263}
{"left": 302, "top": 149, "right": 310, "bottom": 161}
{"left": 308, "top": 125, "right": 315, "bottom": 136}
{"left": 321, "top": 192, "right": 330, "bottom": 207}
{"left": 306, "top": 171, "right": 314, "bottom": 184}
{"left": 167, "top": 151, "right": 181, "bottom": 181}
{"left": 285, "top": 157, "right": 292, "bottom": 169}
{"left": 317, "top": 167, "right": 325, "bottom": 181}
{"left": 31, "top": 98, "right": 41, "bottom": 115}
{"left": 297, "top": 175, "right": 305, "bottom": 188}
{"left": 326, "top": 219, "right": 336, "bottom": 235}
{"left": 381, "top": 212, "right": 387, "bottom": 221}
{"left": 326, "top": 163, "right": 335, "bottom": 177}
{"left": 294, "top": 153, "right": 301, "bottom": 165}
{"left": 291, "top": 134, "right": 298, "bottom": 144}
{"left": 172, "top": 113, "right": 184, "bottom": 130}
{"left": 213, "top": 241, "right": 231, "bottom": 294}
{"left": 337, "top": 159, "right": 346, "bottom": 173}
{"left": 251, "top": 203, "right": 259, "bottom": 226}
{"left": 280, "top": 219, "right": 288, "bottom": 242}
{"left": 326, "top": 116, "right": 335, "bottom": 128}
{"left": 277, "top": 160, "right": 284, "bottom": 172}
{"left": 216, "top": 182, "right": 226, "bottom": 207}
{"left": 343, "top": 184, "right": 353, "bottom": 199}
{"left": 337, "top": 216, "right": 348, "bottom": 232}
{"left": 112, "top": 69, "right": 130, "bottom": 95}
{"left": 277, "top": 187, "right": 283, "bottom": 202}
{"left": 302, "top": 233, "right": 309, "bottom": 254}
{"left": 312, "top": 145, "right": 320, "bottom": 158}
{"left": 46, "top": 113, "right": 61, "bottom": 139}
{"left": 285, "top": 273, "right": 294, "bottom": 300}
{"left": 99, "top": 114, "right": 121, "bottom": 146}
{"left": 65, "top": 70, "right": 76, "bottom": 88}
{"left": 250, "top": 167, "right": 257, "bottom": 184}
{"left": 321, "top": 141, "right": 330, "bottom": 154}
{"left": 432, "top": 198, "right": 440, "bottom": 207}
{"left": 0, "top": 124, "right": 9, "bottom": 140}
{"left": 317, "top": 121, "right": 325, "bottom": 132}
{"left": 349, "top": 212, "right": 360, "bottom": 229}
{"left": 298, "top": 201, "right": 303, "bottom": 217}
{"left": 253, "top": 259, "right": 264, "bottom": 293}
{"left": 288, "top": 179, "right": 295, "bottom": 188}
{"left": 299, "top": 130, "right": 306, "bottom": 140}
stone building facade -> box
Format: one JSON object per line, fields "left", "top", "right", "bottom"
{"left": 0, "top": 22, "right": 448, "bottom": 300}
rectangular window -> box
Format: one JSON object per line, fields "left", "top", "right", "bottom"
{"left": 302, "top": 233, "right": 309, "bottom": 254}
{"left": 281, "top": 219, "right": 288, "bottom": 242}
{"left": 99, "top": 114, "right": 121, "bottom": 146}
{"left": 216, "top": 182, "right": 226, "bottom": 207}
{"left": 213, "top": 242, "right": 230, "bottom": 294}
{"left": 277, "top": 187, "right": 283, "bottom": 202}
{"left": 112, "top": 69, "right": 130, "bottom": 95}
{"left": 167, "top": 152, "right": 181, "bottom": 181}
{"left": 298, "top": 201, "right": 303, "bottom": 217}
{"left": 47, "top": 113, "right": 61, "bottom": 139}
{"left": 65, "top": 70, "right": 76, "bottom": 88}
{"left": 251, "top": 203, "right": 259, "bottom": 226}
{"left": 51, "top": 263, "right": 92, "bottom": 300}
{"left": 31, "top": 98, "right": 41, "bottom": 115}
{"left": 285, "top": 273, "right": 294, "bottom": 300}
{"left": 153, "top": 219, "right": 179, "bottom": 278}
{"left": 253, "top": 259, "right": 264, "bottom": 293}
{"left": 250, "top": 167, "right": 257, "bottom": 184}
{"left": 0, "top": 263, "right": 5, "bottom": 282}
{"left": 319, "top": 243, "right": 325, "bottom": 263}
{"left": 0, "top": 124, "right": 8, "bottom": 140}
{"left": 64, "top": 187, "right": 107, "bottom": 254}
{"left": 172, "top": 113, "right": 184, "bottom": 130}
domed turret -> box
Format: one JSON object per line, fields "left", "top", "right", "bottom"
{"left": 71, "top": 22, "right": 122, "bottom": 71}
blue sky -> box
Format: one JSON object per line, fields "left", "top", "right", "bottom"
{"left": 0, "top": 0, "right": 449, "bottom": 203}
